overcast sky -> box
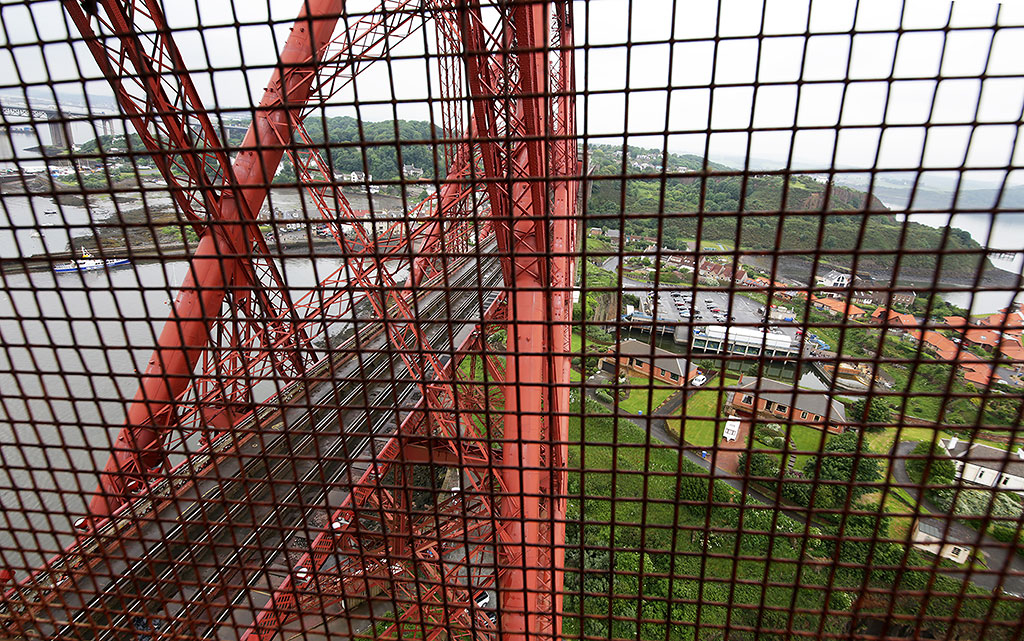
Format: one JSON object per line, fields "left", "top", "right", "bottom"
{"left": 1, "top": 0, "right": 1022, "bottom": 183}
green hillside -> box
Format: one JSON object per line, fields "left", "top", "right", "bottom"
{"left": 585, "top": 144, "right": 990, "bottom": 275}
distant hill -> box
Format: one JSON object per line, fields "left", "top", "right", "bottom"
{"left": 300, "top": 116, "right": 441, "bottom": 181}
{"left": 584, "top": 144, "right": 994, "bottom": 278}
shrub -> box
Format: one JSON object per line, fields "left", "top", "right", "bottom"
{"left": 905, "top": 442, "right": 956, "bottom": 488}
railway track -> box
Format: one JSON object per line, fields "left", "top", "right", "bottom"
{"left": 11, "top": 252, "right": 502, "bottom": 639}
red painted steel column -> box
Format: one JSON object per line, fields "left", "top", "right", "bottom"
{"left": 89, "top": 0, "right": 345, "bottom": 518}
{"left": 500, "top": 3, "right": 555, "bottom": 641}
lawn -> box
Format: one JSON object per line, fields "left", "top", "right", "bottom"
{"left": 571, "top": 329, "right": 611, "bottom": 356}
{"left": 863, "top": 426, "right": 950, "bottom": 455}
{"left": 751, "top": 423, "right": 830, "bottom": 469}
{"left": 564, "top": 398, "right": 1024, "bottom": 641}
{"left": 663, "top": 376, "right": 741, "bottom": 447}
{"left": 617, "top": 376, "right": 678, "bottom": 415}
{"left": 667, "top": 387, "right": 730, "bottom": 447}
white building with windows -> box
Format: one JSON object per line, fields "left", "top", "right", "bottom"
{"left": 939, "top": 437, "right": 1024, "bottom": 491}
{"left": 911, "top": 518, "right": 973, "bottom": 564}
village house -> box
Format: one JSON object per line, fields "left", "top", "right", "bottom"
{"left": 697, "top": 258, "right": 746, "bottom": 284}
{"left": 811, "top": 296, "right": 866, "bottom": 319}
{"left": 960, "top": 361, "right": 995, "bottom": 388}
{"left": 911, "top": 330, "right": 959, "bottom": 360}
{"left": 943, "top": 316, "right": 968, "bottom": 329}
{"left": 600, "top": 339, "right": 700, "bottom": 387}
{"left": 818, "top": 270, "right": 851, "bottom": 290}
{"left": 728, "top": 376, "right": 848, "bottom": 433}
{"left": 850, "top": 290, "right": 879, "bottom": 306}
{"left": 940, "top": 437, "right": 1024, "bottom": 491}
{"left": 979, "top": 305, "right": 1024, "bottom": 330}
{"left": 891, "top": 290, "right": 917, "bottom": 307}
{"left": 999, "top": 336, "right": 1024, "bottom": 372}
{"left": 664, "top": 253, "right": 697, "bottom": 269}
{"left": 962, "top": 328, "right": 1000, "bottom": 352}
{"left": 911, "top": 518, "right": 973, "bottom": 564}
{"left": 870, "top": 308, "right": 919, "bottom": 332}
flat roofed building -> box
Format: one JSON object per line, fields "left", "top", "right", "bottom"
{"left": 691, "top": 324, "right": 799, "bottom": 360}
{"left": 728, "top": 376, "right": 848, "bottom": 433}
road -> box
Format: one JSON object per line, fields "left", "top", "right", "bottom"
{"left": 581, "top": 376, "right": 1024, "bottom": 596}
{"left": 581, "top": 371, "right": 824, "bottom": 527}
{"left": 892, "top": 441, "right": 1024, "bottom": 595}
{"left": 14, "top": 252, "right": 502, "bottom": 640}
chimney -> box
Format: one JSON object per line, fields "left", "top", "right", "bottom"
{"left": 947, "top": 436, "right": 958, "bottom": 450}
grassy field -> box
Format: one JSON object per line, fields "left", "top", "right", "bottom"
{"left": 751, "top": 422, "right": 830, "bottom": 469}
{"left": 664, "top": 376, "right": 741, "bottom": 447}
{"left": 564, "top": 399, "right": 1024, "bottom": 640}
{"left": 617, "top": 376, "right": 679, "bottom": 415}
{"left": 666, "top": 387, "right": 729, "bottom": 446}
{"left": 863, "top": 426, "right": 949, "bottom": 455}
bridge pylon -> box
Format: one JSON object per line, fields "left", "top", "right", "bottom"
{"left": 0, "top": 1, "right": 577, "bottom": 640}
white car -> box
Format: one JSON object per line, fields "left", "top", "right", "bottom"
{"left": 692, "top": 374, "right": 707, "bottom": 387}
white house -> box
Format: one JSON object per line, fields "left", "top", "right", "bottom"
{"left": 911, "top": 518, "right": 973, "bottom": 564}
{"left": 819, "top": 270, "right": 851, "bottom": 289}
{"left": 940, "top": 437, "right": 1024, "bottom": 491}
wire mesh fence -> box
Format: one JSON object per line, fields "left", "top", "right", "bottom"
{"left": 0, "top": 0, "right": 1022, "bottom": 639}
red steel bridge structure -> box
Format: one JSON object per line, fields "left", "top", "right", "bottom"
{"left": 2, "top": 1, "right": 1024, "bottom": 641}
{"left": 2, "top": 0, "right": 576, "bottom": 639}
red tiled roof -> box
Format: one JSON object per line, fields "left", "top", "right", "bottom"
{"left": 963, "top": 328, "right": 1000, "bottom": 347}
{"left": 979, "top": 309, "right": 1024, "bottom": 330}
{"left": 943, "top": 316, "right": 967, "bottom": 328}
{"left": 921, "top": 330, "right": 959, "bottom": 360}
{"left": 871, "top": 307, "right": 918, "bottom": 326}
{"left": 961, "top": 362, "right": 994, "bottom": 387}
{"left": 1000, "top": 337, "right": 1024, "bottom": 362}
{"left": 812, "top": 296, "right": 866, "bottom": 317}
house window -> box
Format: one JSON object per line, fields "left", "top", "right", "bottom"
{"left": 800, "top": 411, "right": 808, "bottom": 419}
{"left": 741, "top": 394, "right": 753, "bottom": 404}
{"left": 669, "top": 372, "right": 679, "bottom": 381}
{"left": 776, "top": 404, "right": 788, "bottom": 413}
{"left": 1001, "top": 476, "right": 1010, "bottom": 485}
{"left": 951, "top": 547, "right": 963, "bottom": 556}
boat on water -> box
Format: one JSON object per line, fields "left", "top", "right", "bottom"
{"left": 53, "top": 249, "right": 130, "bottom": 273}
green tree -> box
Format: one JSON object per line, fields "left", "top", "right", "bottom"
{"left": 905, "top": 442, "right": 956, "bottom": 488}
{"left": 849, "top": 397, "right": 892, "bottom": 430}
{"left": 802, "top": 431, "right": 882, "bottom": 508}
{"left": 738, "top": 451, "right": 781, "bottom": 481}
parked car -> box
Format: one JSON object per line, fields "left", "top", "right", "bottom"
{"left": 692, "top": 374, "right": 707, "bottom": 387}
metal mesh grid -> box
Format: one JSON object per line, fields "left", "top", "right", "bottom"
{"left": 0, "top": 1, "right": 1022, "bottom": 640}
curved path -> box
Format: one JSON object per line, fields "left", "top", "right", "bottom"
{"left": 892, "top": 441, "right": 1024, "bottom": 596}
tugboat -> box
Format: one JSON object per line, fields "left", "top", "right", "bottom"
{"left": 53, "top": 248, "right": 130, "bottom": 273}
